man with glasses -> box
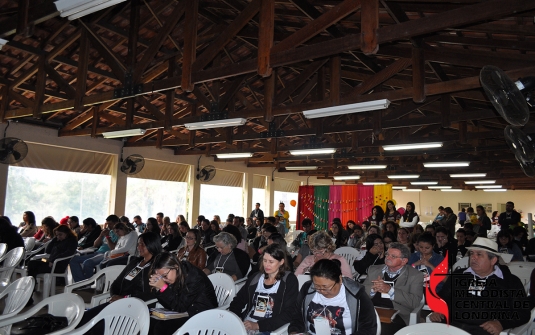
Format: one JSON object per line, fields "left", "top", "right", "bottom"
{"left": 429, "top": 237, "right": 530, "bottom": 335}
{"left": 363, "top": 242, "right": 423, "bottom": 334}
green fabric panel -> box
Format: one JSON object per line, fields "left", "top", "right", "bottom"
{"left": 314, "top": 186, "right": 330, "bottom": 231}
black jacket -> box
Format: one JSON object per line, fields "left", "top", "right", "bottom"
{"left": 46, "top": 236, "right": 78, "bottom": 273}
{"left": 353, "top": 251, "right": 385, "bottom": 276}
{"left": 289, "top": 277, "right": 377, "bottom": 335}
{"left": 161, "top": 234, "right": 183, "bottom": 252}
{"left": 110, "top": 256, "right": 157, "bottom": 302}
{"left": 155, "top": 261, "right": 218, "bottom": 316}
{"left": 0, "top": 225, "right": 24, "bottom": 252}
{"left": 230, "top": 271, "right": 299, "bottom": 332}
{"left": 77, "top": 226, "right": 102, "bottom": 249}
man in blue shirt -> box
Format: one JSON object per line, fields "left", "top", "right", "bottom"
{"left": 70, "top": 215, "right": 119, "bottom": 283}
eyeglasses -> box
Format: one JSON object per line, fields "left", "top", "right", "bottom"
{"left": 314, "top": 282, "right": 338, "bottom": 293}
{"left": 312, "top": 249, "right": 326, "bottom": 256}
{"left": 159, "top": 268, "right": 173, "bottom": 279}
{"left": 385, "top": 253, "right": 404, "bottom": 259}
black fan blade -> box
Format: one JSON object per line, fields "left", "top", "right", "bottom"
{"left": 128, "top": 164, "right": 138, "bottom": 174}
{"left": 11, "top": 150, "right": 21, "bottom": 161}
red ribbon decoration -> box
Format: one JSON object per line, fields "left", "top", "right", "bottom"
{"left": 426, "top": 251, "right": 450, "bottom": 324}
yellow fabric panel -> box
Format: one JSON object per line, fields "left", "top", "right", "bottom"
{"left": 14, "top": 142, "right": 114, "bottom": 175}
{"left": 129, "top": 159, "right": 189, "bottom": 182}
{"left": 374, "top": 184, "right": 393, "bottom": 209}
{"left": 274, "top": 178, "right": 300, "bottom": 193}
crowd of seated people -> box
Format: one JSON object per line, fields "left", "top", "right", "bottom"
{"left": 0, "top": 199, "right": 530, "bottom": 335}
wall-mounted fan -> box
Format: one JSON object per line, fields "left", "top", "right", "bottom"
{"left": 480, "top": 65, "right": 535, "bottom": 177}
{"left": 121, "top": 154, "right": 145, "bottom": 175}
{"left": 197, "top": 165, "right": 216, "bottom": 182}
{"left": 0, "top": 123, "right": 28, "bottom": 165}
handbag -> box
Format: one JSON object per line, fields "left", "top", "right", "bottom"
{"left": 11, "top": 314, "right": 68, "bottom": 335}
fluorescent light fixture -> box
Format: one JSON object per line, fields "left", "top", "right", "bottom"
{"left": 362, "top": 182, "right": 387, "bottom": 185}
{"left": 285, "top": 166, "right": 318, "bottom": 171}
{"left": 348, "top": 165, "right": 387, "bottom": 170}
{"left": 0, "top": 38, "right": 7, "bottom": 50}
{"left": 464, "top": 180, "right": 496, "bottom": 184}
{"left": 383, "top": 142, "right": 443, "bottom": 151}
{"left": 392, "top": 186, "right": 406, "bottom": 190}
{"left": 441, "top": 189, "right": 463, "bottom": 192}
{"left": 475, "top": 185, "right": 502, "bottom": 189}
{"left": 289, "top": 148, "right": 336, "bottom": 156}
{"left": 216, "top": 153, "right": 253, "bottom": 159}
{"left": 303, "top": 99, "right": 390, "bottom": 119}
{"left": 387, "top": 175, "right": 420, "bottom": 179}
{"left": 102, "top": 128, "right": 146, "bottom": 138}
{"left": 403, "top": 189, "right": 422, "bottom": 192}
{"left": 428, "top": 186, "right": 452, "bottom": 189}
{"left": 450, "top": 173, "right": 487, "bottom": 178}
{"left": 184, "top": 118, "right": 246, "bottom": 130}
{"left": 484, "top": 189, "right": 507, "bottom": 192}
{"left": 55, "top": 0, "right": 127, "bottom": 20}
{"left": 333, "top": 175, "right": 361, "bottom": 180}
{"left": 424, "top": 162, "right": 470, "bottom": 168}
{"left": 410, "top": 181, "right": 438, "bottom": 185}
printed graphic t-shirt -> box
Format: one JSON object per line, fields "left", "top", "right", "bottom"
{"left": 306, "top": 284, "right": 352, "bottom": 335}
{"left": 244, "top": 276, "right": 281, "bottom": 322}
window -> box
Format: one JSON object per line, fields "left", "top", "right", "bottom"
{"left": 252, "top": 188, "right": 266, "bottom": 212}
{"left": 274, "top": 191, "right": 298, "bottom": 224}
{"left": 199, "top": 184, "right": 243, "bottom": 219}
{"left": 125, "top": 178, "right": 187, "bottom": 222}
{"left": 5, "top": 166, "right": 111, "bottom": 224}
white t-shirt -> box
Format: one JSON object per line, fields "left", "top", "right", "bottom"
{"left": 306, "top": 284, "right": 352, "bottom": 335}
{"left": 244, "top": 276, "right": 281, "bottom": 322}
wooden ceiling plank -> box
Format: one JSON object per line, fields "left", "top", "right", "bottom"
{"left": 192, "top": 0, "right": 261, "bottom": 72}
{"left": 32, "top": 57, "right": 46, "bottom": 119}
{"left": 330, "top": 56, "right": 341, "bottom": 106}
{"left": 9, "top": 90, "right": 34, "bottom": 109}
{"left": 274, "top": 59, "right": 327, "bottom": 105}
{"left": 181, "top": 0, "right": 198, "bottom": 92}
{"left": 136, "top": 97, "right": 165, "bottom": 121}
{"left": 361, "top": 0, "right": 379, "bottom": 55}
{"left": 91, "top": 107, "right": 99, "bottom": 138}
{"left": 192, "top": 87, "right": 212, "bottom": 111}
{"left": 264, "top": 69, "right": 276, "bottom": 122}
{"left": 74, "top": 30, "right": 90, "bottom": 113}
{"left": 257, "top": 0, "right": 274, "bottom": 77}
{"left": 100, "top": 111, "right": 126, "bottom": 126}
{"left": 272, "top": 0, "right": 361, "bottom": 53}
{"left": 165, "top": 57, "right": 177, "bottom": 131}
{"left": 412, "top": 46, "right": 425, "bottom": 103}
{"left": 218, "top": 75, "right": 245, "bottom": 112}
{"left": 0, "top": 1, "right": 58, "bottom": 38}
{"left": 44, "top": 63, "right": 76, "bottom": 99}
{"left": 134, "top": 1, "right": 186, "bottom": 83}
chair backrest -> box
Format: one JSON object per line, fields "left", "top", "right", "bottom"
{"left": 69, "top": 297, "right": 150, "bottom": 335}
{"left": 375, "top": 308, "right": 381, "bottom": 335}
{"left": 24, "top": 238, "right": 36, "bottom": 252}
{"left": 95, "top": 265, "right": 125, "bottom": 293}
{"left": 334, "top": 247, "right": 363, "bottom": 266}
{"left": 0, "top": 244, "right": 6, "bottom": 259}
{"left": 393, "top": 323, "right": 471, "bottom": 335}
{"left": 208, "top": 273, "right": 236, "bottom": 309}
{"left": 297, "top": 274, "right": 311, "bottom": 290}
{"left": 173, "top": 309, "right": 247, "bottom": 335}
{"left": 0, "top": 247, "right": 24, "bottom": 267}
{"left": 452, "top": 256, "right": 469, "bottom": 271}
{"left": 507, "top": 262, "right": 535, "bottom": 292}
{"left": 0, "top": 277, "right": 35, "bottom": 316}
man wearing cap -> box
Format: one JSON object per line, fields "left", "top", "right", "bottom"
{"left": 429, "top": 237, "right": 530, "bottom": 335}
{"left": 498, "top": 201, "right": 521, "bottom": 231}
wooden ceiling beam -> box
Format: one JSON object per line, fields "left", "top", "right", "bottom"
{"left": 257, "top": 0, "right": 274, "bottom": 77}
{"left": 274, "top": 59, "right": 328, "bottom": 105}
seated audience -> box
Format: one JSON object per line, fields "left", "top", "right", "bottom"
{"left": 75, "top": 232, "right": 162, "bottom": 335}
{"left": 512, "top": 225, "right": 528, "bottom": 255}
{"left": 474, "top": 205, "right": 491, "bottom": 238}
{"left": 34, "top": 216, "right": 58, "bottom": 243}
{"left": 429, "top": 237, "right": 530, "bottom": 335}
{"left": 252, "top": 224, "right": 277, "bottom": 262}
{"left": 369, "top": 205, "right": 384, "bottom": 227}
{"left": 455, "top": 228, "right": 470, "bottom": 257}
{"left": 290, "top": 259, "right": 377, "bottom": 335}
{"left": 19, "top": 211, "right": 38, "bottom": 237}
{"left": 348, "top": 224, "right": 364, "bottom": 249}
{"left": 161, "top": 222, "right": 183, "bottom": 252}
{"left": 353, "top": 234, "right": 386, "bottom": 279}
{"left": 178, "top": 221, "right": 189, "bottom": 237}
{"left": 408, "top": 233, "right": 444, "bottom": 286}
{"left": 465, "top": 230, "right": 476, "bottom": 244}
{"left": 199, "top": 218, "right": 216, "bottom": 248}
{"left": 134, "top": 215, "right": 145, "bottom": 233}
{"left": 68, "top": 216, "right": 81, "bottom": 236}
{"left": 203, "top": 232, "right": 250, "bottom": 281}
{"left": 384, "top": 221, "right": 399, "bottom": 237}
{"left": 161, "top": 216, "right": 171, "bottom": 238}
{"left": 245, "top": 217, "right": 257, "bottom": 240}
{"left": 496, "top": 230, "right": 524, "bottom": 261}
{"left": 210, "top": 220, "right": 221, "bottom": 235}
{"left": 367, "top": 225, "right": 381, "bottom": 237}
{"left": 99, "top": 222, "right": 138, "bottom": 268}
{"left": 295, "top": 231, "right": 353, "bottom": 278}
{"left": 400, "top": 202, "right": 419, "bottom": 229}
{"left": 27, "top": 224, "right": 78, "bottom": 305}
{"left": 330, "top": 219, "right": 349, "bottom": 249}
{"left": 346, "top": 220, "right": 357, "bottom": 234}
{"left": 363, "top": 243, "right": 423, "bottom": 334}
{"left": 77, "top": 217, "right": 102, "bottom": 250}
{"left": 267, "top": 233, "right": 294, "bottom": 272}
{"left": 177, "top": 229, "right": 207, "bottom": 270}
{"left": 291, "top": 219, "right": 316, "bottom": 249}
{"left": 0, "top": 216, "right": 24, "bottom": 252}
{"left": 413, "top": 224, "right": 424, "bottom": 235}
{"left": 223, "top": 223, "right": 247, "bottom": 253}
{"left": 433, "top": 227, "right": 457, "bottom": 267}
{"left": 230, "top": 244, "right": 298, "bottom": 334}
{"left": 439, "top": 207, "right": 457, "bottom": 234}
{"left": 148, "top": 252, "right": 218, "bottom": 335}
{"left": 145, "top": 217, "right": 161, "bottom": 236}
{"left": 424, "top": 224, "right": 435, "bottom": 236}
{"left": 70, "top": 216, "right": 119, "bottom": 283}
{"left": 382, "top": 231, "right": 396, "bottom": 249}
{"left": 397, "top": 227, "right": 410, "bottom": 248}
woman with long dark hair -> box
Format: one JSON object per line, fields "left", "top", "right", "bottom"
{"left": 474, "top": 205, "right": 491, "bottom": 238}
{"left": 145, "top": 217, "right": 161, "bottom": 236}
{"left": 34, "top": 216, "right": 58, "bottom": 243}
{"left": 330, "top": 220, "right": 348, "bottom": 249}
{"left": 19, "top": 211, "right": 37, "bottom": 237}
{"left": 353, "top": 234, "right": 386, "bottom": 279}
{"left": 230, "top": 244, "right": 299, "bottom": 334}
{"left": 0, "top": 216, "right": 24, "bottom": 252}
{"left": 148, "top": 252, "right": 218, "bottom": 335}
{"left": 400, "top": 201, "right": 419, "bottom": 229}
{"left": 383, "top": 201, "right": 401, "bottom": 224}
{"left": 161, "top": 222, "right": 183, "bottom": 252}
{"left": 368, "top": 206, "right": 384, "bottom": 227}
{"left": 176, "top": 229, "right": 207, "bottom": 270}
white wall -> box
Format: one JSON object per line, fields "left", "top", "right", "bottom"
{"left": 393, "top": 190, "right": 535, "bottom": 223}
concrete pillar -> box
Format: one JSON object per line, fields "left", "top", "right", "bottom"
{"left": 0, "top": 163, "right": 9, "bottom": 214}
{"left": 110, "top": 157, "right": 127, "bottom": 216}
{"left": 244, "top": 172, "right": 254, "bottom": 217}
{"left": 188, "top": 167, "right": 200, "bottom": 223}
{"left": 266, "top": 176, "right": 275, "bottom": 217}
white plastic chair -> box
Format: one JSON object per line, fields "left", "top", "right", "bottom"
{"left": 208, "top": 273, "right": 236, "bottom": 310}
{"left": 24, "top": 237, "right": 36, "bottom": 252}
{"left": 68, "top": 297, "right": 150, "bottom": 335}
{"left": 334, "top": 247, "right": 364, "bottom": 276}
{"left": 0, "top": 247, "right": 24, "bottom": 291}
{"left": 173, "top": 309, "right": 247, "bottom": 335}
{"left": 409, "top": 294, "right": 426, "bottom": 325}
{"left": 64, "top": 265, "right": 125, "bottom": 307}
{"left": 13, "top": 240, "right": 52, "bottom": 279}
{"left": 34, "top": 253, "right": 76, "bottom": 298}
{"left": 235, "top": 263, "right": 252, "bottom": 293}
{"left": 297, "top": 274, "right": 311, "bottom": 290}
{"left": 395, "top": 323, "right": 471, "bottom": 334}
{"left": 375, "top": 308, "right": 381, "bottom": 335}
{"left": 0, "top": 244, "right": 6, "bottom": 260}
{"left": 507, "top": 262, "right": 535, "bottom": 293}
{"left": 0, "top": 277, "right": 35, "bottom": 335}
{"left": 500, "top": 307, "right": 535, "bottom": 335}
{"left": 0, "top": 292, "right": 85, "bottom": 335}
{"left": 452, "top": 256, "right": 469, "bottom": 271}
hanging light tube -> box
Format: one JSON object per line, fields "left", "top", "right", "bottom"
{"left": 54, "top": 0, "right": 127, "bottom": 20}
{"left": 382, "top": 142, "right": 443, "bottom": 151}
{"left": 184, "top": 118, "right": 247, "bottom": 130}
{"left": 216, "top": 153, "right": 253, "bottom": 159}
{"left": 289, "top": 148, "right": 336, "bottom": 156}
{"left": 303, "top": 99, "right": 390, "bottom": 119}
